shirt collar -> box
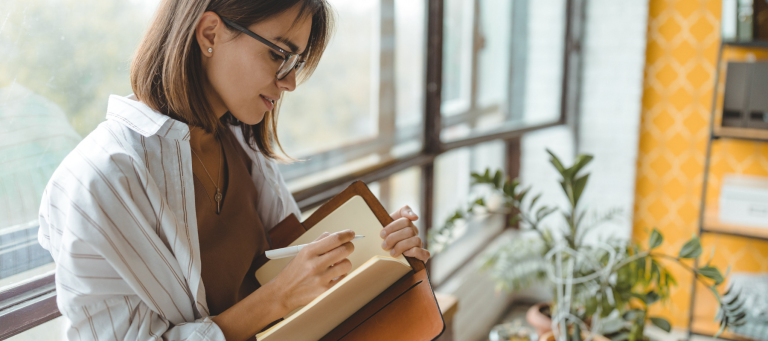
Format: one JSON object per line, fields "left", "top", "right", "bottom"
{"left": 106, "top": 94, "right": 191, "bottom": 141}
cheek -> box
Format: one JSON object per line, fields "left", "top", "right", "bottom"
{"left": 207, "top": 48, "right": 274, "bottom": 122}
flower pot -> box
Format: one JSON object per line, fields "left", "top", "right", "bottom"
{"left": 526, "top": 303, "right": 552, "bottom": 337}
{"left": 538, "top": 331, "right": 610, "bottom": 341}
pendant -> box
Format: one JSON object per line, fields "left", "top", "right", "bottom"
{"left": 214, "top": 189, "right": 223, "bottom": 214}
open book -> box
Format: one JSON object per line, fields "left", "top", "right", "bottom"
{"left": 255, "top": 195, "right": 413, "bottom": 341}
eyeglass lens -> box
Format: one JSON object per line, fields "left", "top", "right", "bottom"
{"left": 277, "top": 54, "right": 303, "bottom": 80}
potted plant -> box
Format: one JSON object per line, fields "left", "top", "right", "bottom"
{"left": 429, "top": 150, "right": 746, "bottom": 341}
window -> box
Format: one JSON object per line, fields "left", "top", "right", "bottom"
{"left": 1, "top": 0, "right": 580, "bottom": 337}
{"left": 279, "top": 0, "right": 427, "bottom": 192}
{"left": 440, "top": 0, "right": 567, "bottom": 143}
{"left": 0, "top": 0, "right": 157, "bottom": 293}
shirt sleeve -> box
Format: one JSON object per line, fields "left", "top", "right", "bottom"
{"left": 37, "top": 143, "right": 227, "bottom": 341}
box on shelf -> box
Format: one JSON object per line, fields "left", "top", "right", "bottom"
{"left": 719, "top": 174, "right": 768, "bottom": 229}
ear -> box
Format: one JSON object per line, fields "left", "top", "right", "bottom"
{"left": 196, "top": 11, "right": 224, "bottom": 57}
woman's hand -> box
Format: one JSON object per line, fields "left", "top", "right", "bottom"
{"left": 380, "top": 205, "right": 430, "bottom": 262}
{"left": 269, "top": 230, "right": 356, "bottom": 312}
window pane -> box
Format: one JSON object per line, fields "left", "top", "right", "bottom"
{"left": 522, "top": 0, "right": 567, "bottom": 125}
{"left": 441, "top": 0, "right": 474, "bottom": 115}
{"left": 431, "top": 140, "right": 506, "bottom": 284}
{"left": 278, "top": 0, "right": 379, "bottom": 157}
{"left": 280, "top": 0, "right": 426, "bottom": 191}
{"left": 440, "top": 0, "right": 567, "bottom": 142}
{"left": 477, "top": 0, "right": 512, "bottom": 108}
{"left": 395, "top": 0, "right": 427, "bottom": 131}
{"left": 0, "top": 0, "right": 155, "bottom": 289}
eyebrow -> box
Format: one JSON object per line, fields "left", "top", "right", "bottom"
{"left": 275, "top": 36, "right": 303, "bottom": 55}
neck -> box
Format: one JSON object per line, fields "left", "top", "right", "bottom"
{"left": 189, "top": 126, "right": 220, "bottom": 153}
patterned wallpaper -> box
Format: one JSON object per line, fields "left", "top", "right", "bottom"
{"left": 633, "top": 0, "right": 768, "bottom": 329}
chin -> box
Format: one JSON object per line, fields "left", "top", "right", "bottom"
{"left": 231, "top": 110, "right": 267, "bottom": 126}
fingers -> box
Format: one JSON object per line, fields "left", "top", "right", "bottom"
{"left": 325, "top": 258, "right": 352, "bottom": 282}
{"left": 318, "top": 239, "right": 354, "bottom": 266}
{"left": 403, "top": 247, "right": 431, "bottom": 262}
{"left": 387, "top": 235, "right": 422, "bottom": 257}
{"left": 381, "top": 221, "right": 419, "bottom": 250}
{"left": 305, "top": 230, "right": 355, "bottom": 256}
{"left": 380, "top": 217, "right": 419, "bottom": 241}
{"left": 390, "top": 205, "right": 419, "bottom": 222}
{"left": 313, "top": 232, "right": 331, "bottom": 242}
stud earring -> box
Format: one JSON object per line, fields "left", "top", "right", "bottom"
{"left": 208, "top": 47, "right": 213, "bottom": 53}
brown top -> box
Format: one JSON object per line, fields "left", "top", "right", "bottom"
{"left": 192, "top": 127, "right": 271, "bottom": 320}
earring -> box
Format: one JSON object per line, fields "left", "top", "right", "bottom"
{"left": 208, "top": 47, "right": 213, "bottom": 53}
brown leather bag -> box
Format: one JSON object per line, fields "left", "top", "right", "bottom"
{"left": 255, "top": 181, "right": 445, "bottom": 340}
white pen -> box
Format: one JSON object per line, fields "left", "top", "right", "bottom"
{"left": 265, "top": 235, "right": 365, "bottom": 260}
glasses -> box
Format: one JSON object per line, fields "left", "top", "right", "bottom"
{"left": 219, "top": 16, "right": 306, "bottom": 80}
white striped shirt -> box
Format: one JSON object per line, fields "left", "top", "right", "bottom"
{"left": 37, "top": 94, "right": 301, "bottom": 340}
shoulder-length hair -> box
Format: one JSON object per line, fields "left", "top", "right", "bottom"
{"left": 130, "top": 0, "right": 333, "bottom": 161}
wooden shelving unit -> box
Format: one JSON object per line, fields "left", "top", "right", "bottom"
{"left": 686, "top": 40, "right": 768, "bottom": 341}
{"left": 702, "top": 206, "right": 768, "bottom": 241}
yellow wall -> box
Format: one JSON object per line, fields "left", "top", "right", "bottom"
{"left": 633, "top": 0, "right": 768, "bottom": 330}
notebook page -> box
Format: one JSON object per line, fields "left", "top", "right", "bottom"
{"left": 255, "top": 195, "right": 409, "bottom": 285}
{"left": 256, "top": 256, "right": 411, "bottom": 341}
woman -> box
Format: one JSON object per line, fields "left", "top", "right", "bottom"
{"left": 37, "top": 0, "right": 430, "bottom": 340}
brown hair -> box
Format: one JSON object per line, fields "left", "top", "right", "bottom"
{"left": 130, "top": 0, "right": 333, "bottom": 161}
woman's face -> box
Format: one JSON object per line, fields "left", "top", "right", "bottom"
{"left": 196, "top": 5, "right": 312, "bottom": 125}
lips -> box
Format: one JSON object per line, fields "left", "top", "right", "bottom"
{"left": 260, "top": 94, "right": 276, "bottom": 111}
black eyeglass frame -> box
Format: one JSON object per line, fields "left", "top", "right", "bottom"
{"left": 219, "top": 16, "right": 306, "bottom": 80}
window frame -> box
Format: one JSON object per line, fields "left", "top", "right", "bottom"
{"left": 0, "top": 0, "right": 584, "bottom": 337}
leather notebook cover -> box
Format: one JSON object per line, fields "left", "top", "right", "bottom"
{"left": 253, "top": 181, "right": 445, "bottom": 341}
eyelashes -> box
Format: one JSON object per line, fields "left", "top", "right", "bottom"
{"left": 269, "top": 51, "right": 282, "bottom": 62}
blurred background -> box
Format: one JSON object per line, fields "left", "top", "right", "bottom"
{"left": 1, "top": 0, "right": 768, "bottom": 340}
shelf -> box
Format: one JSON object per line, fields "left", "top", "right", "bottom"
{"left": 713, "top": 126, "right": 768, "bottom": 142}
{"left": 723, "top": 40, "right": 768, "bottom": 49}
{"left": 702, "top": 206, "right": 768, "bottom": 241}
{"left": 691, "top": 319, "right": 757, "bottom": 341}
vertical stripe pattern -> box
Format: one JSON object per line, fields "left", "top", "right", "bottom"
{"left": 38, "top": 95, "right": 300, "bottom": 340}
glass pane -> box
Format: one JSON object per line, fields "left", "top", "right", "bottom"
{"left": 280, "top": 0, "right": 426, "bottom": 192}
{"left": 441, "top": 0, "right": 567, "bottom": 142}
{"left": 430, "top": 140, "right": 506, "bottom": 284}
{"left": 477, "top": 0, "right": 512, "bottom": 108}
{"left": 0, "top": 0, "right": 156, "bottom": 290}
{"left": 278, "top": 0, "right": 379, "bottom": 157}
{"left": 395, "top": 0, "right": 427, "bottom": 130}
{"left": 441, "top": 0, "right": 474, "bottom": 115}
{"left": 522, "top": 0, "right": 567, "bottom": 125}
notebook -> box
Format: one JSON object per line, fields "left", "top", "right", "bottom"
{"left": 255, "top": 196, "right": 411, "bottom": 341}
{"left": 252, "top": 181, "right": 445, "bottom": 341}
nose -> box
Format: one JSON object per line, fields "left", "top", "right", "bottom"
{"left": 276, "top": 69, "right": 297, "bottom": 92}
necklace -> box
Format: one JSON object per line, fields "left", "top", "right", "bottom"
{"left": 191, "top": 141, "right": 224, "bottom": 214}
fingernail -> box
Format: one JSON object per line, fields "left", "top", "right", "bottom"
{"left": 380, "top": 230, "right": 386, "bottom": 238}
{"left": 390, "top": 249, "right": 396, "bottom": 256}
{"left": 407, "top": 210, "right": 414, "bottom": 216}
{"left": 381, "top": 240, "right": 388, "bottom": 249}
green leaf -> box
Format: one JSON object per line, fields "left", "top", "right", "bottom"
{"left": 474, "top": 198, "right": 486, "bottom": 207}
{"left": 645, "top": 291, "right": 660, "bottom": 305}
{"left": 610, "top": 332, "right": 629, "bottom": 341}
{"left": 650, "top": 317, "right": 671, "bottom": 333}
{"left": 517, "top": 188, "right": 530, "bottom": 203}
{"left": 649, "top": 228, "right": 663, "bottom": 250}
{"left": 698, "top": 266, "right": 725, "bottom": 285}
{"left": 493, "top": 170, "right": 504, "bottom": 189}
{"left": 529, "top": 193, "right": 542, "bottom": 211}
{"left": 572, "top": 174, "right": 589, "bottom": 206}
{"left": 678, "top": 236, "right": 702, "bottom": 259}
{"left": 570, "top": 154, "right": 594, "bottom": 176}
{"left": 547, "top": 149, "right": 566, "bottom": 173}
